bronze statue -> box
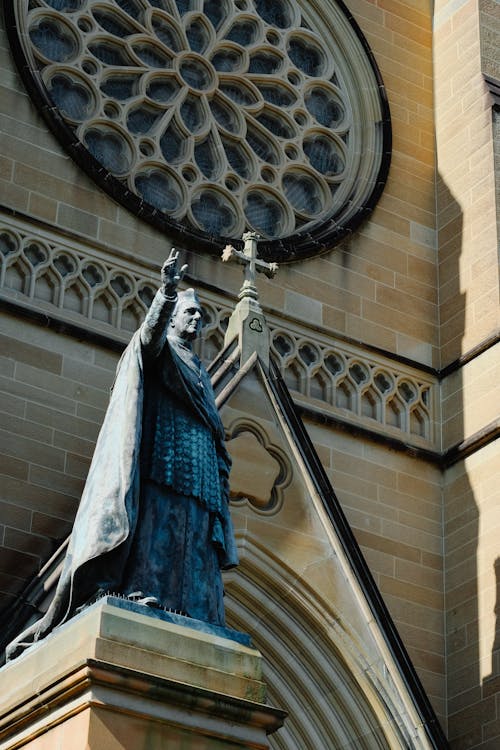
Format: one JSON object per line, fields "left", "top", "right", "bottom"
{"left": 7, "top": 250, "right": 237, "bottom": 659}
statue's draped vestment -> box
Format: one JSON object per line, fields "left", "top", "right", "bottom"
{"left": 10, "top": 290, "right": 237, "bottom": 651}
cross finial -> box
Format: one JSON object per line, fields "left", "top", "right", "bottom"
{"left": 220, "top": 232, "right": 276, "bottom": 367}
{"left": 222, "top": 231, "right": 278, "bottom": 302}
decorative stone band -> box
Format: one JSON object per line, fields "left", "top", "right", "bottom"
{"left": 269, "top": 328, "right": 435, "bottom": 447}
{"left": 0, "top": 219, "right": 158, "bottom": 341}
{"left": 0, "top": 215, "right": 437, "bottom": 449}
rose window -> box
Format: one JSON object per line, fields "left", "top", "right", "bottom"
{"left": 6, "top": 0, "right": 391, "bottom": 260}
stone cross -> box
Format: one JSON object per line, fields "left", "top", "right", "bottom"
{"left": 222, "top": 231, "right": 278, "bottom": 302}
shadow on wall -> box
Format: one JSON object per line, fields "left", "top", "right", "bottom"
{"left": 437, "top": 171, "right": 496, "bottom": 748}
{"left": 482, "top": 558, "right": 500, "bottom": 720}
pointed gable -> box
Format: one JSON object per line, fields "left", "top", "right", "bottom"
{"left": 208, "top": 313, "right": 447, "bottom": 748}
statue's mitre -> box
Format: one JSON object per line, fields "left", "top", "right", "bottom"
{"left": 173, "top": 289, "right": 201, "bottom": 315}
{"left": 176, "top": 288, "right": 201, "bottom": 308}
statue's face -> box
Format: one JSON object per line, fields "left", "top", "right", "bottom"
{"left": 171, "top": 301, "right": 202, "bottom": 341}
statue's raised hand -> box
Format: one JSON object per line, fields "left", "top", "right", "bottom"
{"left": 161, "top": 248, "right": 188, "bottom": 296}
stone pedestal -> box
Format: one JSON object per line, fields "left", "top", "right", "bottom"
{"left": 0, "top": 597, "right": 285, "bottom": 749}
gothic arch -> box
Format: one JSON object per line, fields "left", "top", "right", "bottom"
{"left": 223, "top": 533, "right": 421, "bottom": 749}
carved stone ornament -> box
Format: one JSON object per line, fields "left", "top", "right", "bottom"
{"left": 5, "top": 0, "right": 391, "bottom": 261}
{"left": 226, "top": 421, "right": 292, "bottom": 514}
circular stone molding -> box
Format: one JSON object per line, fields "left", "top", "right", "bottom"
{"left": 5, "top": 0, "right": 391, "bottom": 262}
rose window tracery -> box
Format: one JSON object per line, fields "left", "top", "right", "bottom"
{"left": 7, "top": 0, "right": 391, "bottom": 260}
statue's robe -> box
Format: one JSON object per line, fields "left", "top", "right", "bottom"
{"left": 7, "top": 289, "right": 237, "bottom": 658}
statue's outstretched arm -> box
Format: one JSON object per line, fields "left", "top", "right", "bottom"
{"left": 140, "top": 249, "right": 188, "bottom": 357}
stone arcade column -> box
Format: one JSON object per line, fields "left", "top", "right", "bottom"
{"left": 0, "top": 597, "right": 285, "bottom": 749}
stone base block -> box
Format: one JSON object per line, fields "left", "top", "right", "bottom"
{"left": 0, "top": 597, "right": 285, "bottom": 749}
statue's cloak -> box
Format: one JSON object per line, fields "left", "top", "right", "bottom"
{"left": 8, "top": 329, "right": 237, "bottom": 654}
